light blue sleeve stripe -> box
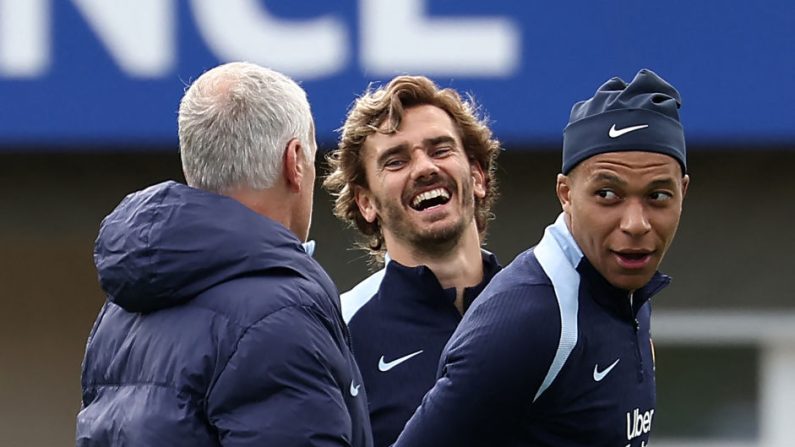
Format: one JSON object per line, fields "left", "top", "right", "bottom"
{"left": 532, "top": 214, "right": 581, "bottom": 402}
{"left": 341, "top": 268, "right": 386, "bottom": 324}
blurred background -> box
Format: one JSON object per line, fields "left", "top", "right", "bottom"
{"left": 1, "top": 1, "right": 793, "bottom": 446}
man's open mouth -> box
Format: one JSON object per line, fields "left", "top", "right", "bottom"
{"left": 612, "top": 250, "right": 654, "bottom": 268}
{"left": 410, "top": 187, "right": 451, "bottom": 211}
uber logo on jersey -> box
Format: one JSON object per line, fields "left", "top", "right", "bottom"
{"left": 625, "top": 407, "right": 654, "bottom": 445}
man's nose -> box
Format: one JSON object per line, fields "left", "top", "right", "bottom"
{"left": 410, "top": 151, "right": 440, "bottom": 181}
{"left": 620, "top": 200, "right": 651, "bottom": 237}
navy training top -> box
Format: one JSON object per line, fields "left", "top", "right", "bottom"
{"left": 395, "top": 214, "right": 669, "bottom": 447}
{"left": 342, "top": 252, "right": 501, "bottom": 447}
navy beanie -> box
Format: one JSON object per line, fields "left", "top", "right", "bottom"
{"left": 562, "top": 69, "right": 686, "bottom": 174}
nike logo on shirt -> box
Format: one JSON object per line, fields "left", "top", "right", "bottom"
{"left": 350, "top": 380, "right": 361, "bottom": 397}
{"left": 593, "top": 358, "right": 620, "bottom": 382}
{"left": 378, "top": 350, "right": 424, "bottom": 372}
{"left": 608, "top": 124, "right": 648, "bottom": 138}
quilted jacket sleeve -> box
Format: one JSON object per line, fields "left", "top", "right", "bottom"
{"left": 206, "top": 304, "right": 354, "bottom": 447}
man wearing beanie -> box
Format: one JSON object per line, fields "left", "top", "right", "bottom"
{"left": 393, "top": 69, "right": 690, "bottom": 447}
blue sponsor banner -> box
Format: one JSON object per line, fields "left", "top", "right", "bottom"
{"left": 0, "top": 0, "right": 793, "bottom": 149}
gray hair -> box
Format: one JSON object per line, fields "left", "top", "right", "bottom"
{"left": 179, "top": 62, "right": 315, "bottom": 192}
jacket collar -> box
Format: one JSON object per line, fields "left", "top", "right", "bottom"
{"left": 381, "top": 250, "right": 501, "bottom": 312}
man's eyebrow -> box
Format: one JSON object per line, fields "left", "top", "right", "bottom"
{"left": 424, "top": 135, "right": 457, "bottom": 147}
{"left": 589, "top": 173, "right": 678, "bottom": 190}
{"left": 375, "top": 143, "right": 409, "bottom": 167}
{"left": 647, "top": 178, "right": 677, "bottom": 189}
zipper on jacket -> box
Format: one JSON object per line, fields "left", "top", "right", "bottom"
{"left": 629, "top": 292, "right": 644, "bottom": 382}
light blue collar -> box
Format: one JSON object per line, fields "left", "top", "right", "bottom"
{"left": 546, "top": 213, "right": 584, "bottom": 269}
{"left": 302, "top": 240, "right": 316, "bottom": 257}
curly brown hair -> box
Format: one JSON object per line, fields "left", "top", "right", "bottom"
{"left": 323, "top": 75, "right": 501, "bottom": 264}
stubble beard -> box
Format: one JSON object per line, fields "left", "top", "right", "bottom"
{"left": 378, "top": 177, "right": 476, "bottom": 257}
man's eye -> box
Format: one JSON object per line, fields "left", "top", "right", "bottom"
{"left": 384, "top": 159, "right": 405, "bottom": 169}
{"left": 596, "top": 189, "right": 619, "bottom": 200}
{"left": 650, "top": 191, "right": 673, "bottom": 201}
{"left": 432, "top": 146, "right": 453, "bottom": 157}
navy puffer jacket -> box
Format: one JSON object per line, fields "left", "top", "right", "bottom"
{"left": 77, "top": 181, "right": 372, "bottom": 447}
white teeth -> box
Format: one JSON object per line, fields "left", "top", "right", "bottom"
{"left": 412, "top": 188, "right": 450, "bottom": 208}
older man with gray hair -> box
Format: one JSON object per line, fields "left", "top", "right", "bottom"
{"left": 77, "top": 62, "right": 372, "bottom": 447}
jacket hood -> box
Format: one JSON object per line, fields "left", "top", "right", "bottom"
{"left": 94, "top": 181, "right": 316, "bottom": 313}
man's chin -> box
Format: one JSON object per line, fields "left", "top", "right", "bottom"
{"left": 384, "top": 211, "right": 470, "bottom": 253}
{"left": 413, "top": 224, "right": 466, "bottom": 249}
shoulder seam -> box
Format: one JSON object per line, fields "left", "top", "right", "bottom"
{"left": 189, "top": 273, "right": 310, "bottom": 329}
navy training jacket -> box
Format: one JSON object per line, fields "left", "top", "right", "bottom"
{"left": 77, "top": 181, "right": 373, "bottom": 447}
{"left": 394, "top": 214, "right": 669, "bottom": 447}
{"left": 341, "top": 253, "right": 500, "bottom": 447}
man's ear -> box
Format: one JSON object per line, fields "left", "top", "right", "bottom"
{"left": 681, "top": 174, "right": 690, "bottom": 199}
{"left": 354, "top": 185, "right": 378, "bottom": 223}
{"left": 556, "top": 173, "right": 572, "bottom": 212}
{"left": 283, "top": 138, "right": 304, "bottom": 192}
{"left": 471, "top": 161, "right": 487, "bottom": 199}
